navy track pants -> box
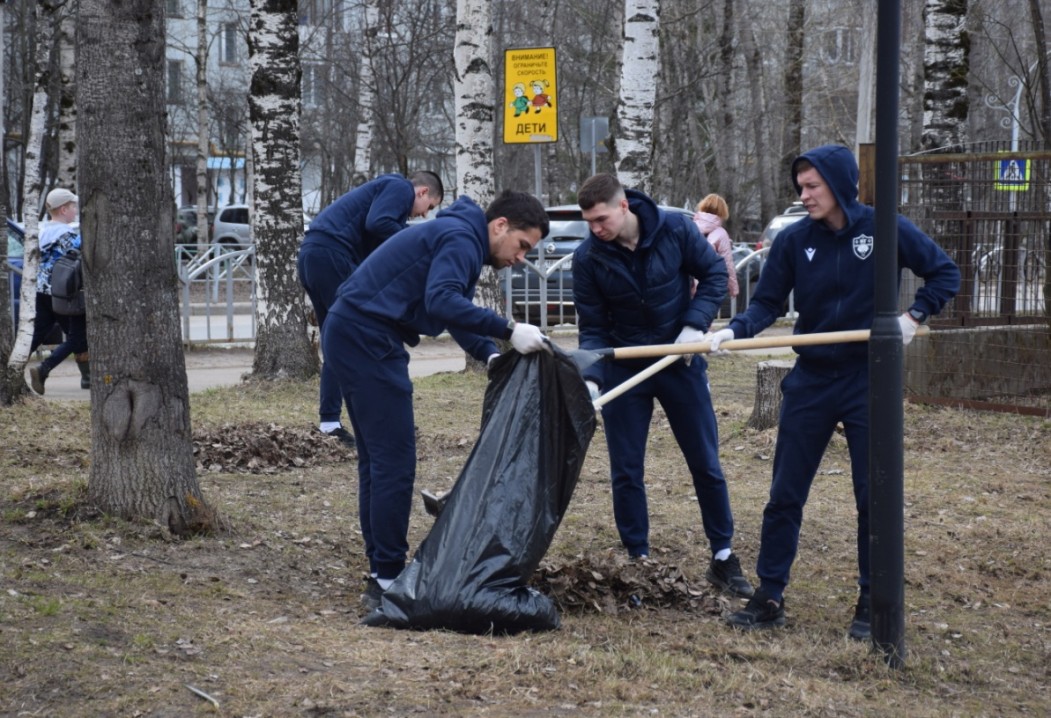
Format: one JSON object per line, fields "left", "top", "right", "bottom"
{"left": 297, "top": 244, "right": 357, "bottom": 424}
{"left": 599, "top": 356, "right": 734, "bottom": 558}
{"left": 756, "top": 362, "right": 870, "bottom": 599}
{"left": 322, "top": 303, "right": 415, "bottom": 579}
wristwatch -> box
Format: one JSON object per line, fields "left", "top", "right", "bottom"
{"left": 506, "top": 318, "right": 517, "bottom": 337}
{"left": 907, "top": 307, "right": 927, "bottom": 324}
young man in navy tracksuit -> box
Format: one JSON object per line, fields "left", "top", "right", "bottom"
{"left": 298, "top": 171, "right": 444, "bottom": 447}
{"left": 712, "top": 144, "right": 960, "bottom": 638}
{"left": 572, "top": 173, "right": 754, "bottom": 598}
{"left": 322, "top": 190, "right": 551, "bottom": 609}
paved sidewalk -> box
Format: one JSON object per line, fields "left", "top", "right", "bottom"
{"left": 32, "top": 326, "right": 793, "bottom": 402}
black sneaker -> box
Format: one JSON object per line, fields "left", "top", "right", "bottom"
{"left": 323, "top": 426, "right": 356, "bottom": 449}
{"left": 361, "top": 577, "right": 384, "bottom": 612}
{"left": 848, "top": 593, "right": 870, "bottom": 641}
{"left": 29, "top": 364, "right": 49, "bottom": 395}
{"left": 706, "top": 553, "right": 755, "bottom": 598}
{"left": 725, "top": 587, "right": 786, "bottom": 630}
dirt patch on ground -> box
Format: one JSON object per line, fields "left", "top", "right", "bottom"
{"left": 1, "top": 355, "right": 1049, "bottom": 716}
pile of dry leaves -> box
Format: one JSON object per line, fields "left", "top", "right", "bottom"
{"left": 536, "top": 552, "right": 727, "bottom": 616}
{"left": 192, "top": 422, "right": 351, "bottom": 473}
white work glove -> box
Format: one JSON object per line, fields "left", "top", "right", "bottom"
{"left": 510, "top": 322, "right": 549, "bottom": 354}
{"left": 585, "top": 381, "right": 601, "bottom": 402}
{"left": 708, "top": 328, "right": 735, "bottom": 355}
{"left": 897, "top": 312, "right": 919, "bottom": 346}
{"left": 487, "top": 353, "right": 500, "bottom": 368}
{"left": 675, "top": 326, "right": 706, "bottom": 345}
{"left": 675, "top": 326, "right": 706, "bottom": 365}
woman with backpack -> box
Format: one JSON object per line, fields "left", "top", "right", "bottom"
{"left": 28, "top": 188, "right": 89, "bottom": 395}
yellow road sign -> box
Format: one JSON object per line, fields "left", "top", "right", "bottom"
{"left": 504, "top": 47, "right": 558, "bottom": 144}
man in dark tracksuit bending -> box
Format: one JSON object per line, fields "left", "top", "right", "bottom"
{"left": 572, "top": 173, "right": 753, "bottom": 598}
{"left": 713, "top": 145, "right": 960, "bottom": 638}
{"left": 298, "top": 171, "right": 444, "bottom": 447}
{"left": 322, "top": 190, "right": 551, "bottom": 609}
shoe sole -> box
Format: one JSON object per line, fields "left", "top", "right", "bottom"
{"left": 705, "top": 569, "right": 755, "bottom": 599}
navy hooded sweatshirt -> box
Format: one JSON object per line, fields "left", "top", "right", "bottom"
{"left": 728, "top": 144, "right": 960, "bottom": 371}
{"left": 329, "top": 195, "right": 508, "bottom": 363}
{"left": 303, "top": 174, "right": 416, "bottom": 264}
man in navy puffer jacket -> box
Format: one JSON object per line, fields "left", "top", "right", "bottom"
{"left": 572, "top": 173, "right": 753, "bottom": 598}
{"left": 715, "top": 144, "right": 960, "bottom": 639}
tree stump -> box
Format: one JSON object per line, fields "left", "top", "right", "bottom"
{"left": 747, "top": 360, "right": 795, "bottom": 431}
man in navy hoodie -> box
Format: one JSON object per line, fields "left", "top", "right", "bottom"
{"left": 298, "top": 171, "right": 444, "bottom": 448}
{"left": 713, "top": 145, "right": 960, "bottom": 638}
{"left": 322, "top": 189, "right": 550, "bottom": 609}
{"left": 572, "top": 173, "right": 753, "bottom": 598}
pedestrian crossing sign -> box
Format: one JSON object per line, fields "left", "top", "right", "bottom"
{"left": 994, "top": 157, "right": 1029, "bottom": 191}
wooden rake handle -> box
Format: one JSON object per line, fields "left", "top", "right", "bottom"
{"left": 593, "top": 354, "right": 682, "bottom": 409}
{"left": 591, "top": 325, "right": 930, "bottom": 409}
{"left": 609, "top": 326, "right": 929, "bottom": 360}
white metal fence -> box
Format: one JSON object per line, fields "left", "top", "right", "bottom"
{"left": 177, "top": 244, "right": 256, "bottom": 345}
{"left": 175, "top": 243, "right": 787, "bottom": 345}
{"left": 500, "top": 247, "right": 795, "bottom": 331}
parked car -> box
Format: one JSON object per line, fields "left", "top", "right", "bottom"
{"left": 175, "top": 206, "right": 215, "bottom": 245}
{"left": 759, "top": 202, "right": 807, "bottom": 248}
{"left": 212, "top": 204, "right": 251, "bottom": 249}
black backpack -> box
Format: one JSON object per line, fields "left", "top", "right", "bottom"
{"left": 51, "top": 249, "right": 86, "bottom": 316}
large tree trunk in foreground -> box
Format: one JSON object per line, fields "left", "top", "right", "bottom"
{"left": 78, "top": 0, "right": 217, "bottom": 534}
{"left": 247, "top": 0, "right": 317, "bottom": 380}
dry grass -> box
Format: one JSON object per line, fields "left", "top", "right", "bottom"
{"left": 1, "top": 353, "right": 1049, "bottom": 717}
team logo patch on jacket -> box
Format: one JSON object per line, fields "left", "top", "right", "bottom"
{"left": 852, "top": 234, "right": 874, "bottom": 260}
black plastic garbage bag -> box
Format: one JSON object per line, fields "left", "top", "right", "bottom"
{"left": 361, "top": 345, "right": 596, "bottom": 634}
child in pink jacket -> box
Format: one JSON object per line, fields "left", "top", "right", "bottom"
{"left": 693, "top": 193, "right": 738, "bottom": 300}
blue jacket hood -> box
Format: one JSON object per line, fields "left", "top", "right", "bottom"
{"left": 433, "top": 195, "right": 491, "bottom": 256}
{"left": 791, "top": 144, "right": 864, "bottom": 232}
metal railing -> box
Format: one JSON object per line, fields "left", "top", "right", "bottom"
{"left": 176, "top": 244, "right": 256, "bottom": 345}
{"left": 500, "top": 247, "right": 794, "bottom": 331}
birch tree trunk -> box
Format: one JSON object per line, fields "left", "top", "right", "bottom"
{"left": 1, "top": 0, "right": 54, "bottom": 405}
{"left": 195, "top": 0, "right": 210, "bottom": 249}
{"left": 613, "top": 0, "right": 659, "bottom": 193}
{"left": 921, "top": 0, "right": 970, "bottom": 151}
{"left": 77, "top": 0, "right": 218, "bottom": 534}
{"left": 247, "top": 0, "right": 317, "bottom": 380}
{"left": 455, "top": 0, "right": 499, "bottom": 369}
{"left": 353, "top": 0, "right": 379, "bottom": 185}
{"left": 921, "top": 0, "right": 969, "bottom": 255}
{"left": 454, "top": 0, "right": 494, "bottom": 205}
